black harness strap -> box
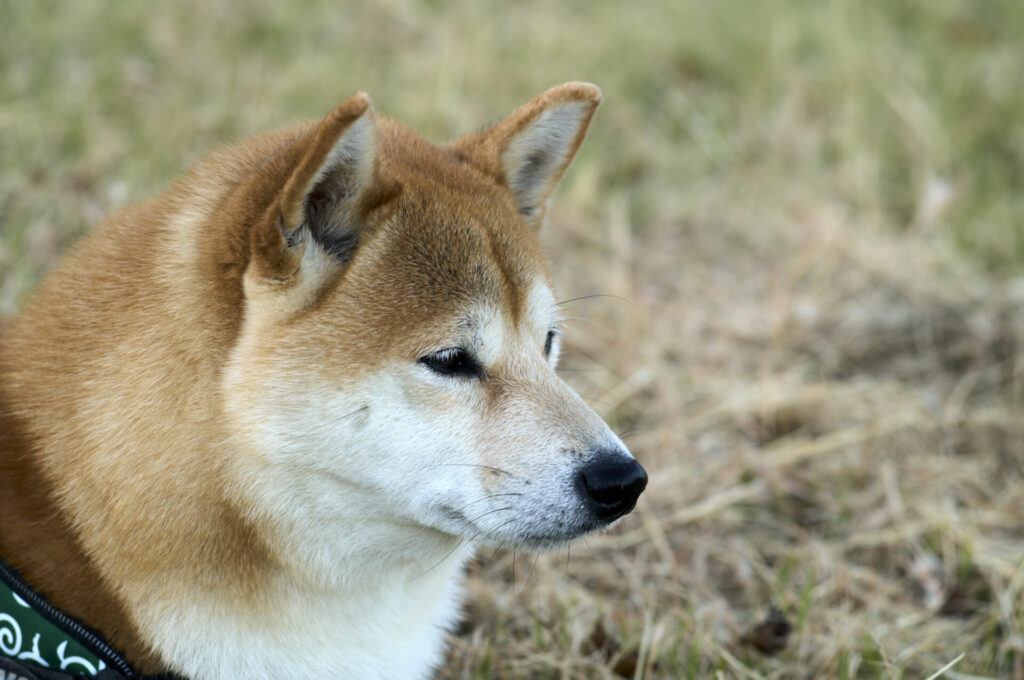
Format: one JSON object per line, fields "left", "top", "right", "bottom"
{"left": 0, "top": 655, "right": 92, "bottom": 680}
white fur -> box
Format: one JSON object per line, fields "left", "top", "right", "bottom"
{"left": 137, "top": 544, "right": 471, "bottom": 680}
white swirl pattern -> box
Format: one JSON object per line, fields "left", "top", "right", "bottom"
{"left": 0, "top": 612, "right": 22, "bottom": 655}
{"left": 1, "top": 588, "right": 102, "bottom": 676}
{"left": 58, "top": 640, "right": 100, "bottom": 673}
{"left": 18, "top": 632, "right": 48, "bottom": 666}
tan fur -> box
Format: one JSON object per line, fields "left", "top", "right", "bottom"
{"left": 0, "top": 83, "right": 606, "bottom": 676}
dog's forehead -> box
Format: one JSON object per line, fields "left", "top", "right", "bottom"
{"left": 459, "top": 280, "right": 557, "bottom": 334}
{"left": 365, "top": 171, "right": 549, "bottom": 314}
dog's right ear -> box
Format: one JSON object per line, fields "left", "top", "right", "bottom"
{"left": 453, "top": 82, "right": 601, "bottom": 230}
{"left": 249, "top": 93, "right": 393, "bottom": 283}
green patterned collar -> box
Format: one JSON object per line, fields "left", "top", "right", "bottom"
{"left": 0, "top": 558, "right": 136, "bottom": 680}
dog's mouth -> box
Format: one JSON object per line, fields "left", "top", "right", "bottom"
{"left": 436, "top": 502, "right": 612, "bottom": 550}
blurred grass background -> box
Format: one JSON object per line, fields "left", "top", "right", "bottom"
{"left": 2, "top": 1, "right": 1023, "bottom": 678}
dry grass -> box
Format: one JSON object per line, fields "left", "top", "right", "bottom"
{"left": 2, "top": 1, "right": 1023, "bottom": 678}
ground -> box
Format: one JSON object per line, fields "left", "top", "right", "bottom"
{"left": 2, "top": 1, "right": 1023, "bottom": 677}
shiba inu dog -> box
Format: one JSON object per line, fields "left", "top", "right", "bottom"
{"left": 0, "top": 82, "right": 647, "bottom": 680}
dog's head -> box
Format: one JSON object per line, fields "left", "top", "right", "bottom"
{"left": 223, "top": 84, "right": 646, "bottom": 574}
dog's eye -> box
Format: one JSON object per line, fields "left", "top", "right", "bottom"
{"left": 419, "top": 348, "right": 483, "bottom": 378}
{"left": 544, "top": 329, "right": 561, "bottom": 357}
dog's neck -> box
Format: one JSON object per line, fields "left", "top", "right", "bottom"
{"left": 0, "top": 442, "right": 472, "bottom": 679}
{"left": 132, "top": 529, "right": 473, "bottom": 680}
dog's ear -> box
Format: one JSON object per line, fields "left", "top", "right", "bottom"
{"left": 455, "top": 82, "right": 601, "bottom": 229}
{"left": 250, "top": 92, "right": 395, "bottom": 282}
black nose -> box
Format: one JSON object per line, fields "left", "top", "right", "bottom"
{"left": 577, "top": 454, "right": 648, "bottom": 522}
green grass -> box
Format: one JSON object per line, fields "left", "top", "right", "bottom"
{"left": 3, "top": 1, "right": 1024, "bottom": 677}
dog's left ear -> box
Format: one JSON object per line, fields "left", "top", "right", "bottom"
{"left": 455, "top": 82, "right": 601, "bottom": 229}
{"left": 250, "top": 92, "right": 390, "bottom": 283}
